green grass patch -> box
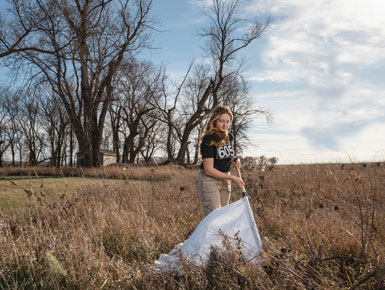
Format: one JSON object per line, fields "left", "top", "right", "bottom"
{"left": 0, "top": 177, "right": 121, "bottom": 213}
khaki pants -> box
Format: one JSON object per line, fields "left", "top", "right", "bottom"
{"left": 197, "top": 170, "right": 231, "bottom": 216}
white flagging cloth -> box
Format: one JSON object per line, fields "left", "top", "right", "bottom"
{"left": 155, "top": 196, "right": 262, "bottom": 270}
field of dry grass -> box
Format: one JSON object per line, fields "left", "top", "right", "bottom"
{"left": 0, "top": 163, "right": 384, "bottom": 289}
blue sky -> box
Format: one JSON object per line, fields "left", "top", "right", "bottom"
{"left": 148, "top": 0, "right": 385, "bottom": 164}
{"left": 1, "top": 0, "right": 385, "bottom": 164}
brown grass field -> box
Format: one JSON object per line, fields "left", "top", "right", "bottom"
{"left": 0, "top": 163, "right": 384, "bottom": 289}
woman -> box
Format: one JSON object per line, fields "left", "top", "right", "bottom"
{"left": 197, "top": 105, "right": 245, "bottom": 216}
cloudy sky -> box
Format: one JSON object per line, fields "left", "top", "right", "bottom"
{"left": 1, "top": 0, "right": 384, "bottom": 164}
{"left": 146, "top": 0, "right": 385, "bottom": 164}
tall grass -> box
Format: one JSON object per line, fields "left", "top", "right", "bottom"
{"left": 0, "top": 163, "right": 384, "bottom": 289}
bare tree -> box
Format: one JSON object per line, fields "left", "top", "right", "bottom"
{"left": 20, "top": 92, "right": 49, "bottom": 166}
{"left": 1, "top": 89, "right": 23, "bottom": 166}
{"left": 108, "top": 102, "right": 123, "bottom": 163}
{"left": 0, "top": 0, "right": 155, "bottom": 167}
{"left": 113, "top": 59, "right": 162, "bottom": 163}
{"left": 176, "top": 64, "right": 215, "bottom": 164}
{"left": 139, "top": 118, "right": 163, "bottom": 163}
{"left": 0, "top": 90, "right": 10, "bottom": 167}
{"left": 151, "top": 63, "right": 193, "bottom": 163}
{"left": 220, "top": 75, "right": 271, "bottom": 155}
{"left": 38, "top": 92, "right": 70, "bottom": 167}
{"left": 174, "top": 0, "right": 269, "bottom": 163}
{"left": 204, "top": 0, "right": 269, "bottom": 94}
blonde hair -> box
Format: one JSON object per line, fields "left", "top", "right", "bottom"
{"left": 203, "top": 105, "right": 233, "bottom": 147}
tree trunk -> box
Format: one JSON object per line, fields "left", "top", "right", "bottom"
{"left": 19, "top": 146, "right": 22, "bottom": 167}
{"left": 129, "top": 134, "right": 136, "bottom": 163}
{"left": 110, "top": 108, "right": 121, "bottom": 163}
{"left": 166, "top": 121, "right": 174, "bottom": 162}
{"left": 10, "top": 142, "right": 15, "bottom": 166}
{"left": 112, "top": 129, "right": 120, "bottom": 163}
{"left": 193, "top": 138, "right": 200, "bottom": 165}
{"left": 175, "top": 81, "right": 213, "bottom": 164}
{"left": 122, "top": 132, "right": 138, "bottom": 164}
{"left": 122, "top": 137, "right": 129, "bottom": 163}
{"left": 176, "top": 127, "right": 194, "bottom": 164}
{"left": 69, "top": 127, "right": 74, "bottom": 167}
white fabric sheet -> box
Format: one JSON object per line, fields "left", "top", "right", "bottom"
{"left": 155, "top": 196, "right": 262, "bottom": 269}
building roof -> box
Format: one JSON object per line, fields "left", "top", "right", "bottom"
{"left": 99, "top": 149, "right": 116, "bottom": 156}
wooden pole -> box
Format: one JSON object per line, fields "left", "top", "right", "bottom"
{"left": 235, "top": 167, "right": 247, "bottom": 197}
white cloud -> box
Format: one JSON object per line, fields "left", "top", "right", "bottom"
{"left": 188, "top": 0, "right": 212, "bottom": 9}
{"left": 251, "top": 0, "right": 385, "bottom": 81}
{"left": 243, "top": 0, "right": 385, "bottom": 163}
{"left": 338, "top": 122, "right": 385, "bottom": 161}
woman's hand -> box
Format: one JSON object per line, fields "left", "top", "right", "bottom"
{"left": 231, "top": 176, "right": 245, "bottom": 188}
{"left": 233, "top": 157, "right": 241, "bottom": 169}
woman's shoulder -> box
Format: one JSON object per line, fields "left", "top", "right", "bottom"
{"left": 202, "top": 133, "right": 219, "bottom": 144}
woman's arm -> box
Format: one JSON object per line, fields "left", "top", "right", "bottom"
{"left": 203, "top": 158, "right": 245, "bottom": 188}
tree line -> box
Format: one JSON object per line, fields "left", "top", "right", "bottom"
{"left": 0, "top": 0, "right": 269, "bottom": 167}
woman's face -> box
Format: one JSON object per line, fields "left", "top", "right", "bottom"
{"left": 214, "top": 113, "right": 231, "bottom": 133}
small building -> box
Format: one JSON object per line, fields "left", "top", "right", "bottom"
{"left": 76, "top": 149, "right": 117, "bottom": 167}
{"left": 99, "top": 149, "right": 117, "bottom": 167}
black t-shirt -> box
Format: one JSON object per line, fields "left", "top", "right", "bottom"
{"left": 200, "top": 133, "right": 235, "bottom": 172}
